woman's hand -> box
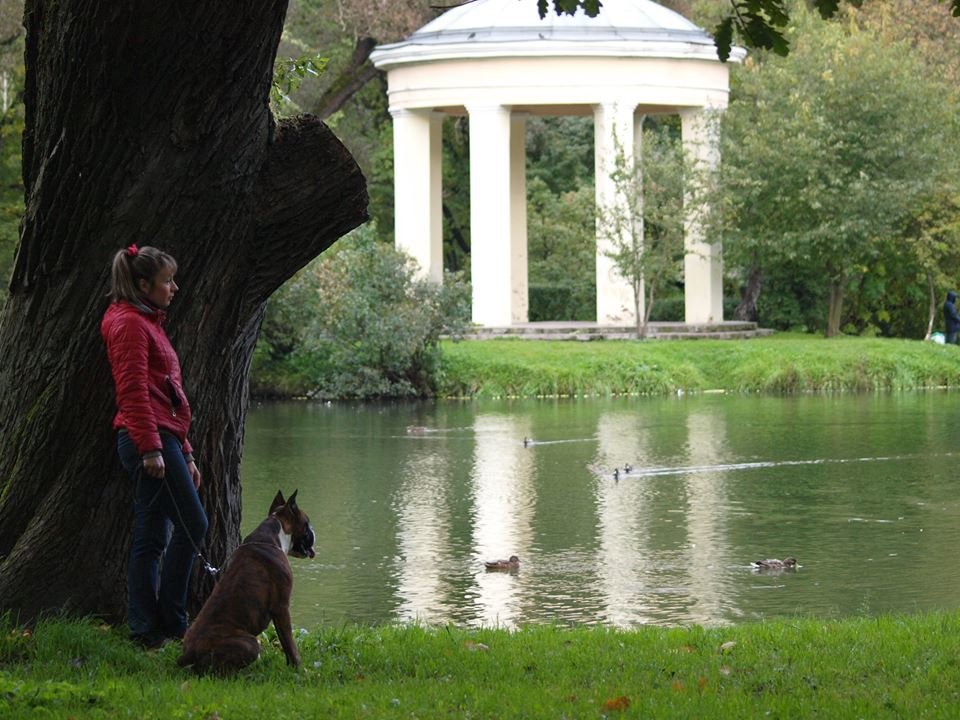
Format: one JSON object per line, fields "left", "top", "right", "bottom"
{"left": 188, "top": 461, "right": 202, "bottom": 490}
{"left": 143, "top": 454, "right": 165, "bottom": 479}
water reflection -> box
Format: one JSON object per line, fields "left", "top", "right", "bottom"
{"left": 240, "top": 394, "right": 960, "bottom": 630}
{"left": 681, "top": 408, "right": 733, "bottom": 625}
{"left": 468, "top": 413, "right": 534, "bottom": 627}
{"left": 595, "top": 410, "right": 656, "bottom": 626}
{"left": 393, "top": 448, "right": 452, "bottom": 624}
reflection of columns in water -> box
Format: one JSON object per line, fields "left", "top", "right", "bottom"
{"left": 394, "top": 450, "right": 452, "bottom": 624}
{"left": 594, "top": 412, "right": 654, "bottom": 626}
{"left": 682, "top": 408, "right": 731, "bottom": 624}
{"left": 469, "top": 413, "right": 535, "bottom": 627}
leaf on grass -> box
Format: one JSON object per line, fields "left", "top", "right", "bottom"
{"left": 464, "top": 641, "right": 489, "bottom": 652}
{"left": 719, "top": 641, "right": 737, "bottom": 653}
{"left": 677, "top": 644, "right": 697, "bottom": 654}
{"left": 719, "top": 665, "right": 733, "bottom": 676}
{"left": 671, "top": 680, "right": 686, "bottom": 693}
{"left": 698, "top": 677, "right": 708, "bottom": 691}
{"left": 602, "top": 695, "right": 631, "bottom": 712}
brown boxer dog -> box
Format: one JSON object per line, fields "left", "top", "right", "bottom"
{"left": 177, "top": 490, "right": 315, "bottom": 674}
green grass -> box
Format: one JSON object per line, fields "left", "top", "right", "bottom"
{"left": 4, "top": 614, "right": 960, "bottom": 718}
{"left": 438, "top": 334, "right": 960, "bottom": 398}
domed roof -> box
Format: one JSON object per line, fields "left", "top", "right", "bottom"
{"left": 372, "top": 0, "right": 735, "bottom": 68}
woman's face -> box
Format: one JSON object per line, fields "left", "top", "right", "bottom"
{"left": 138, "top": 266, "right": 178, "bottom": 309}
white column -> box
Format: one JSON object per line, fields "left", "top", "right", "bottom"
{"left": 467, "top": 104, "right": 515, "bottom": 326}
{"left": 510, "top": 112, "right": 529, "bottom": 323}
{"left": 681, "top": 108, "right": 722, "bottom": 324}
{"left": 392, "top": 109, "right": 443, "bottom": 284}
{"left": 594, "top": 102, "right": 640, "bottom": 326}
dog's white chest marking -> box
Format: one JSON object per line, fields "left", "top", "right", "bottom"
{"left": 279, "top": 529, "right": 292, "bottom": 555}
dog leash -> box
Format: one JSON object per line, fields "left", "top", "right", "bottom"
{"left": 159, "top": 476, "right": 221, "bottom": 579}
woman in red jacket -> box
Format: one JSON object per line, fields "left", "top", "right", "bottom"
{"left": 102, "top": 244, "right": 208, "bottom": 649}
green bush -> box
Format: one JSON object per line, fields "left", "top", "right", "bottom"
{"left": 528, "top": 281, "right": 595, "bottom": 321}
{"left": 251, "top": 227, "right": 471, "bottom": 399}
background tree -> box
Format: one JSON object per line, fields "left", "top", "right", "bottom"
{"left": 541, "top": 0, "right": 960, "bottom": 60}
{"left": 596, "top": 121, "right": 690, "bottom": 338}
{"left": 526, "top": 116, "right": 596, "bottom": 321}
{"left": 718, "top": 5, "right": 958, "bottom": 336}
{"left": 0, "top": 0, "right": 23, "bottom": 311}
{"left": 0, "top": 1, "right": 367, "bottom": 622}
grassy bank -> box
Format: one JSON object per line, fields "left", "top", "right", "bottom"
{"left": 3, "top": 614, "right": 960, "bottom": 718}
{"left": 437, "top": 334, "right": 960, "bottom": 398}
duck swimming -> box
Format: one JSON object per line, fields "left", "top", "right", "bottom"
{"left": 751, "top": 557, "right": 798, "bottom": 570}
{"left": 485, "top": 555, "right": 520, "bottom": 571}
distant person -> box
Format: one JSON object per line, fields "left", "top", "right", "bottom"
{"left": 945, "top": 291, "right": 960, "bottom": 345}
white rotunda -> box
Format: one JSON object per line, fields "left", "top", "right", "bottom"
{"left": 371, "top": 0, "right": 743, "bottom": 328}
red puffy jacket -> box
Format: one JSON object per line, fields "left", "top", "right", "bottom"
{"left": 101, "top": 300, "right": 193, "bottom": 457}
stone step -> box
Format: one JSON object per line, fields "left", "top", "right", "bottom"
{"left": 455, "top": 322, "right": 773, "bottom": 341}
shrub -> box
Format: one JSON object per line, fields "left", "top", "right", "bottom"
{"left": 252, "top": 227, "right": 471, "bottom": 400}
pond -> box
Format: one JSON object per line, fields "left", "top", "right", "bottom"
{"left": 240, "top": 392, "right": 960, "bottom": 630}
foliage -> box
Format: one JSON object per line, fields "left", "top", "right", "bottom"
{"left": 520, "top": 117, "right": 598, "bottom": 320}
{"left": 438, "top": 335, "right": 960, "bottom": 398}
{"left": 253, "top": 226, "right": 471, "bottom": 400}
{"left": 8, "top": 613, "right": 960, "bottom": 718}
{"left": 854, "top": 0, "right": 960, "bottom": 85}
{"left": 0, "top": 19, "right": 24, "bottom": 313}
{"left": 717, "top": 5, "right": 960, "bottom": 336}
{"left": 527, "top": 177, "right": 595, "bottom": 321}
{"left": 596, "top": 121, "right": 691, "bottom": 337}
{"left": 270, "top": 52, "right": 328, "bottom": 116}
{"left": 250, "top": 268, "right": 325, "bottom": 398}
{"left": 546, "top": 0, "right": 960, "bottom": 61}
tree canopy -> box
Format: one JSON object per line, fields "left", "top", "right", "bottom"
{"left": 539, "top": 0, "right": 960, "bottom": 60}
{"left": 717, "top": 4, "right": 960, "bottom": 336}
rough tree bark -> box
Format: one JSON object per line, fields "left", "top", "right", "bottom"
{"left": 0, "top": 1, "right": 368, "bottom": 623}
{"left": 734, "top": 263, "right": 762, "bottom": 322}
{"left": 826, "top": 275, "right": 846, "bottom": 338}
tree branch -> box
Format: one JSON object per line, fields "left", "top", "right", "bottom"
{"left": 250, "top": 114, "right": 369, "bottom": 302}
{"left": 312, "top": 37, "right": 378, "bottom": 120}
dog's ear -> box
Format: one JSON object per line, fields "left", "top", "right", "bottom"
{"left": 287, "top": 490, "right": 298, "bottom": 511}
{"left": 270, "top": 490, "right": 286, "bottom": 514}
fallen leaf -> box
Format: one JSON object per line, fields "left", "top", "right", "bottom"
{"left": 698, "top": 677, "right": 708, "bottom": 690}
{"left": 678, "top": 644, "right": 697, "bottom": 654}
{"left": 464, "top": 641, "right": 489, "bottom": 652}
{"left": 602, "top": 695, "right": 631, "bottom": 712}
{"left": 671, "top": 680, "right": 686, "bottom": 693}
{"left": 719, "top": 665, "right": 733, "bottom": 676}
{"left": 719, "top": 641, "right": 737, "bottom": 653}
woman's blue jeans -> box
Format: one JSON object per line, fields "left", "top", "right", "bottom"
{"left": 117, "top": 431, "right": 208, "bottom": 641}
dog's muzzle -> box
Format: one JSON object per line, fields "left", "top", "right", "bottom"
{"left": 292, "top": 524, "right": 316, "bottom": 559}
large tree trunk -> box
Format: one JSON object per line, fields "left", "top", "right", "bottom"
{"left": 735, "top": 263, "right": 762, "bottom": 322}
{"left": 0, "top": 1, "right": 368, "bottom": 623}
{"left": 826, "top": 275, "right": 846, "bottom": 338}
